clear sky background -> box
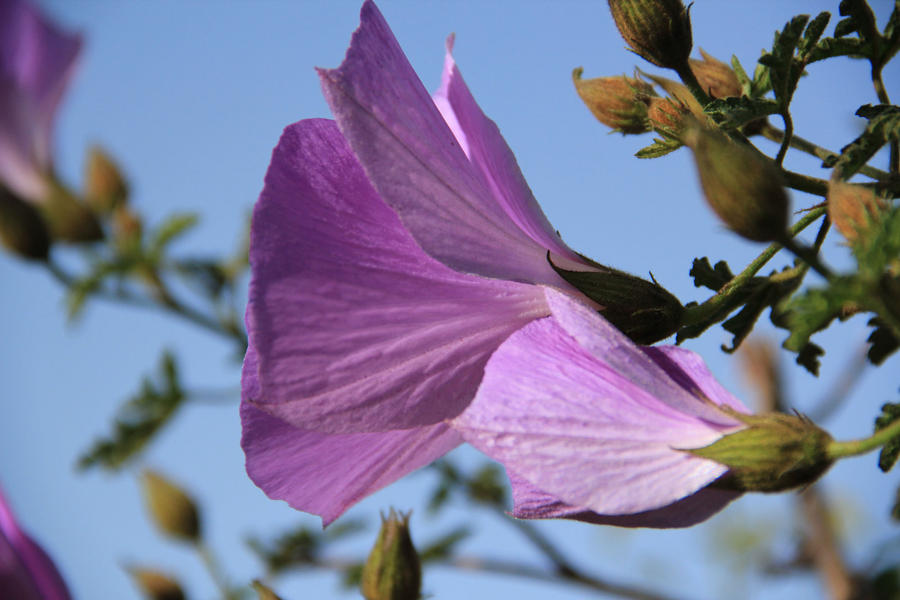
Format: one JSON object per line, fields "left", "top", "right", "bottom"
{"left": 1, "top": 1, "right": 899, "bottom": 599}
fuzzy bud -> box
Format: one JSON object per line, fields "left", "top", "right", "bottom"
{"left": 689, "top": 49, "right": 742, "bottom": 99}
{"left": 827, "top": 179, "right": 888, "bottom": 248}
{"left": 549, "top": 253, "right": 683, "bottom": 343}
{"left": 607, "top": 0, "right": 693, "bottom": 69}
{"left": 683, "top": 123, "right": 789, "bottom": 242}
{"left": 0, "top": 185, "right": 51, "bottom": 260}
{"left": 127, "top": 567, "right": 186, "bottom": 600}
{"left": 689, "top": 411, "right": 834, "bottom": 492}
{"left": 572, "top": 69, "right": 655, "bottom": 134}
{"left": 360, "top": 510, "right": 421, "bottom": 600}
{"left": 647, "top": 97, "right": 690, "bottom": 138}
{"left": 140, "top": 470, "right": 201, "bottom": 543}
{"left": 85, "top": 146, "right": 128, "bottom": 214}
{"left": 39, "top": 181, "right": 103, "bottom": 243}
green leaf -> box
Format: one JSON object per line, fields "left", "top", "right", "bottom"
{"left": 689, "top": 257, "right": 734, "bottom": 291}
{"left": 763, "top": 14, "right": 810, "bottom": 108}
{"left": 635, "top": 136, "right": 682, "bottom": 159}
{"left": 730, "top": 55, "right": 753, "bottom": 97}
{"left": 174, "top": 259, "right": 229, "bottom": 298}
{"left": 833, "top": 104, "right": 900, "bottom": 179}
{"left": 148, "top": 213, "right": 198, "bottom": 258}
{"left": 876, "top": 403, "right": 900, "bottom": 472}
{"left": 833, "top": 16, "right": 858, "bottom": 38}
{"left": 780, "top": 277, "right": 862, "bottom": 355}
{"left": 795, "top": 343, "right": 825, "bottom": 376}
{"left": 705, "top": 96, "right": 780, "bottom": 129}
{"left": 798, "top": 12, "right": 831, "bottom": 58}
{"left": 419, "top": 527, "right": 471, "bottom": 563}
{"left": 78, "top": 351, "right": 184, "bottom": 470}
{"left": 806, "top": 36, "right": 869, "bottom": 62}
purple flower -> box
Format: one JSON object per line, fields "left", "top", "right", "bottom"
{"left": 242, "top": 0, "right": 600, "bottom": 525}
{"left": 0, "top": 486, "right": 71, "bottom": 600}
{"left": 242, "top": 0, "right": 747, "bottom": 527}
{"left": 0, "top": 0, "right": 81, "bottom": 201}
{"left": 452, "top": 289, "right": 747, "bottom": 527}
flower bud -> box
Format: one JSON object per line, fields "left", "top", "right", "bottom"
{"left": 0, "top": 185, "right": 51, "bottom": 260}
{"left": 827, "top": 179, "right": 888, "bottom": 249}
{"left": 646, "top": 97, "right": 689, "bottom": 138}
{"left": 360, "top": 510, "right": 421, "bottom": 600}
{"left": 113, "top": 205, "right": 143, "bottom": 252}
{"left": 688, "top": 411, "right": 833, "bottom": 492}
{"left": 85, "top": 146, "right": 129, "bottom": 214}
{"left": 549, "top": 254, "right": 683, "bottom": 343}
{"left": 252, "top": 580, "right": 283, "bottom": 600}
{"left": 607, "top": 0, "right": 693, "bottom": 69}
{"left": 127, "top": 567, "right": 186, "bottom": 600}
{"left": 689, "top": 49, "right": 742, "bottom": 99}
{"left": 572, "top": 69, "right": 655, "bottom": 134}
{"left": 39, "top": 181, "right": 104, "bottom": 243}
{"left": 140, "top": 470, "right": 201, "bottom": 543}
{"left": 683, "top": 123, "right": 789, "bottom": 242}
{"left": 638, "top": 70, "right": 704, "bottom": 117}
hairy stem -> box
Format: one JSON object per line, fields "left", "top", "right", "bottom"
{"left": 827, "top": 416, "right": 900, "bottom": 460}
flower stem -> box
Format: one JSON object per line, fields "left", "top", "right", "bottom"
{"left": 827, "top": 417, "right": 900, "bottom": 460}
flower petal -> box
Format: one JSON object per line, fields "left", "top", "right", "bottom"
{"left": 0, "top": 488, "right": 71, "bottom": 600}
{"left": 432, "top": 37, "right": 583, "bottom": 263}
{"left": 507, "top": 470, "right": 740, "bottom": 529}
{"left": 0, "top": 0, "right": 81, "bottom": 199}
{"left": 453, "top": 293, "right": 744, "bottom": 515}
{"left": 241, "top": 349, "right": 462, "bottom": 526}
{"left": 247, "top": 118, "right": 545, "bottom": 433}
{"left": 318, "top": 1, "right": 572, "bottom": 286}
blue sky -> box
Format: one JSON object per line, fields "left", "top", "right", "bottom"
{"left": 2, "top": 1, "right": 899, "bottom": 599}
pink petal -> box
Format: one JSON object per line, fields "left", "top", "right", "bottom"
{"left": 0, "top": 487, "right": 71, "bottom": 600}
{"left": 318, "top": 1, "right": 577, "bottom": 286}
{"left": 0, "top": 0, "right": 81, "bottom": 199}
{"left": 453, "top": 290, "right": 746, "bottom": 516}
{"left": 507, "top": 470, "right": 740, "bottom": 529}
{"left": 247, "top": 118, "right": 545, "bottom": 433}
{"left": 241, "top": 349, "right": 462, "bottom": 526}
{"left": 432, "top": 36, "right": 583, "bottom": 263}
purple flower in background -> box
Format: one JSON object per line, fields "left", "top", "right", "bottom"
{"left": 0, "top": 486, "right": 71, "bottom": 600}
{"left": 453, "top": 289, "right": 748, "bottom": 527}
{"left": 242, "top": 0, "right": 600, "bottom": 525}
{"left": 0, "top": 0, "right": 81, "bottom": 201}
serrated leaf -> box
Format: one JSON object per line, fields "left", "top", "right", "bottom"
{"left": 876, "top": 403, "right": 900, "bottom": 472}
{"left": 705, "top": 96, "right": 780, "bottom": 129}
{"left": 833, "top": 104, "right": 900, "bottom": 179}
{"left": 780, "top": 277, "right": 862, "bottom": 361}
{"left": 635, "top": 136, "right": 682, "bottom": 158}
{"left": 839, "top": 0, "right": 880, "bottom": 46}
{"left": 78, "top": 351, "right": 184, "bottom": 470}
{"left": 868, "top": 317, "right": 900, "bottom": 365}
{"left": 795, "top": 343, "right": 825, "bottom": 375}
{"left": 730, "top": 55, "right": 752, "bottom": 97}
{"left": 798, "top": 12, "right": 831, "bottom": 58}
{"left": 689, "top": 257, "right": 734, "bottom": 291}
{"left": 806, "top": 36, "right": 869, "bottom": 63}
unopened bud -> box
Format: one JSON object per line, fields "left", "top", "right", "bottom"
{"left": 252, "top": 580, "right": 283, "bottom": 600}
{"left": 40, "top": 181, "right": 103, "bottom": 243}
{"left": 638, "top": 70, "right": 704, "bottom": 117}
{"left": 549, "top": 253, "right": 683, "bottom": 343}
{"left": 360, "top": 509, "right": 421, "bottom": 600}
{"left": 140, "top": 470, "right": 201, "bottom": 542}
{"left": 647, "top": 97, "right": 690, "bottom": 138}
{"left": 0, "top": 186, "right": 50, "bottom": 260}
{"left": 827, "top": 180, "right": 888, "bottom": 248}
{"left": 113, "top": 206, "right": 143, "bottom": 252}
{"left": 689, "top": 49, "right": 742, "bottom": 99}
{"left": 689, "top": 411, "right": 833, "bottom": 492}
{"left": 572, "top": 69, "right": 655, "bottom": 134}
{"left": 85, "top": 146, "right": 128, "bottom": 214}
{"left": 607, "top": 0, "right": 693, "bottom": 69}
{"left": 683, "top": 123, "right": 789, "bottom": 242}
{"left": 127, "top": 567, "right": 186, "bottom": 600}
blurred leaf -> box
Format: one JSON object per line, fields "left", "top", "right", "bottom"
{"left": 892, "top": 486, "right": 900, "bottom": 522}
{"left": 868, "top": 317, "right": 900, "bottom": 365}
{"left": 465, "top": 464, "right": 507, "bottom": 507}
{"left": 78, "top": 351, "right": 184, "bottom": 471}
{"left": 340, "top": 563, "right": 364, "bottom": 589}
{"left": 832, "top": 104, "right": 900, "bottom": 178}
{"left": 246, "top": 519, "right": 366, "bottom": 575}
{"left": 148, "top": 213, "right": 198, "bottom": 259}
{"left": 635, "top": 136, "right": 682, "bottom": 159}
{"left": 689, "top": 257, "right": 734, "bottom": 291}
{"left": 173, "top": 259, "right": 229, "bottom": 298}
{"left": 871, "top": 565, "right": 900, "bottom": 599}
{"left": 876, "top": 403, "right": 900, "bottom": 472}
{"left": 419, "top": 527, "right": 471, "bottom": 563}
